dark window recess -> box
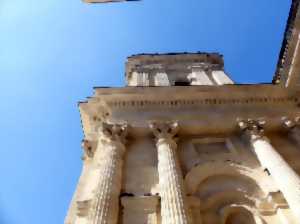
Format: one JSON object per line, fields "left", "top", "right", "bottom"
{"left": 174, "top": 81, "right": 190, "bottom": 86}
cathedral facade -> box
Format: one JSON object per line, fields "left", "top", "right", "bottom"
{"left": 65, "top": 1, "right": 300, "bottom": 223}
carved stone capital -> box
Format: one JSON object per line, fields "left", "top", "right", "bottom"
{"left": 149, "top": 120, "right": 179, "bottom": 138}
{"left": 238, "top": 119, "right": 266, "bottom": 142}
{"left": 96, "top": 122, "right": 128, "bottom": 146}
{"left": 149, "top": 120, "right": 179, "bottom": 140}
{"left": 282, "top": 117, "right": 300, "bottom": 130}
{"left": 149, "top": 121, "right": 179, "bottom": 151}
{"left": 81, "top": 139, "right": 95, "bottom": 160}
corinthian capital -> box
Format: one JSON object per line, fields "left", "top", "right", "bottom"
{"left": 282, "top": 117, "right": 300, "bottom": 130}
{"left": 81, "top": 139, "right": 95, "bottom": 159}
{"left": 97, "top": 122, "right": 128, "bottom": 144}
{"left": 149, "top": 121, "right": 179, "bottom": 139}
{"left": 238, "top": 119, "right": 266, "bottom": 141}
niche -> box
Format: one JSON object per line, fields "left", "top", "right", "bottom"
{"left": 192, "top": 138, "right": 230, "bottom": 155}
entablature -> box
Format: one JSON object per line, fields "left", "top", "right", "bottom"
{"left": 79, "top": 85, "right": 300, "bottom": 139}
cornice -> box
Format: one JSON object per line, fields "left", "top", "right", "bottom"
{"left": 78, "top": 85, "right": 300, "bottom": 139}
{"left": 274, "top": 0, "right": 300, "bottom": 85}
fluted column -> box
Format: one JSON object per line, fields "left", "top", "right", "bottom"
{"left": 88, "top": 123, "right": 128, "bottom": 224}
{"left": 238, "top": 119, "right": 300, "bottom": 221}
{"left": 149, "top": 121, "right": 193, "bottom": 224}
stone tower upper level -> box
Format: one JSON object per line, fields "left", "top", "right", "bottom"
{"left": 126, "top": 53, "right": 234, "bottom": 86}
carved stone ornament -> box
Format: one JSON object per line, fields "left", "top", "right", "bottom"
{"left": 96, "top": 122, "right": 128, "bottom": 145}
{"left": 282, "top": 116, "right": 300, "bottom": 130}
{"left": 76, "top": 200, "right": 92, "bottom": 217}
{"left": 149, "top": 120, "right": 179, "bottom": 139}
{"left": 81, "top": 139, "right": 94, "bottom": 159}
{"left": 149, "top": 121, "right": 179, "bottom": 144}
{"left": 149, "top": 121, "right": 179, "bottom": 151}
{"left": 238, "top": 119, "right": 266, "bottom": 142}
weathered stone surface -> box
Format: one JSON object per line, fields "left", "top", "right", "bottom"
{"left": 126, "top": 53, "right": 230, "bottom": 87}
{"left": 121, "top": 196, "right": 160, "bottom": 224}
{"left": 66, "top": 53, "right": 300, "bottom": 224}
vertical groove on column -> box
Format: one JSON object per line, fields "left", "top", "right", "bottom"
{"left": 157, "top": 138, "right": 192, "bottom": 224}
{"left": 87, "top": 122, "right": 127, "bottom": 224}
{"left": 89, "top": 144, "right": 123, "bottom": 224}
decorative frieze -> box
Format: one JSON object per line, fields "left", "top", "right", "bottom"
{"left": 106, "top": 96, "right": 298, "bottom": 109}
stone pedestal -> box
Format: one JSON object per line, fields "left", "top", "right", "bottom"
{"left": 121, "top": 196, "right": 160, "bottom": 224}
{"left": 239, "top": 120, "right": 300, "bottom": 221}
{"left": 88, "top": 123, "right": 128, "bottom": 224}
{"left": 150, "top": 121, "right": 193, "bottom": 224}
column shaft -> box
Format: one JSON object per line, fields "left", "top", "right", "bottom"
{"left": 157, "top": 138, "right": 191, "bottom": 224}
{"left": 88, "top": 123, "right": 127, "bottom": 224}
{"left": 251, "top": 138, "right": 300, "bottom": 221}
{"left": 89, "top": 142, "right": 124, "bottom": 224}
{"left": 150, "top": 121, "right": 193, "bottom": 224}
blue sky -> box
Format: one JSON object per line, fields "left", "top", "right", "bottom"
{"left": 0, "top": 0, "right": 291, "bottom": 223}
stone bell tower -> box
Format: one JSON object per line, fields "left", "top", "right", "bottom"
{"left": 65, "top": 1, "right": 300, "bottom": 223}
{"left": 126, "top": 53, "right": 233, "bottom": 86}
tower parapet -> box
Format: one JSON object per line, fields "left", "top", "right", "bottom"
{"left": 126, "top": 53, "right": 234, "bottom": 86}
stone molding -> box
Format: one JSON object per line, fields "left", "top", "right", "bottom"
{"left": 185, "top": 161, "right": 272, "bottom": 196}
{"left": 106, "top": 96, "right": 298, "bottom": 109}
{"left": 257, "top": 191, "right": 289, "bottom": 215}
